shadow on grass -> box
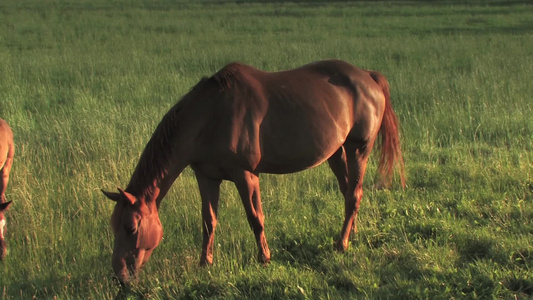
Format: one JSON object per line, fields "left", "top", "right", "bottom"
{"left": 503, "top": 275, "right": 533, "bottom": 297}
{"left": 5, "top": 252, "right": 119, "bottom": 299}
{"left": 451, "top": 234, "right": 533, "bottom": 297}
{"left": 274, "top": 231, "right": 330, "bottom": 266}
{"left": 270, "top": 231, "right": 368, "bottom": 296}
{"left": 511, "top": 248, "right": 533, "bottom": 269}
{"left": 454, "top": 234, "right": 500, "bottom": 264}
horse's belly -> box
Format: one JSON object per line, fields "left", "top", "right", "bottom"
{"left": 256, "top": 130, "right": 346, "bottom": 174}
{"left": 256, "top": 155, "right": 331, "bottom": 174}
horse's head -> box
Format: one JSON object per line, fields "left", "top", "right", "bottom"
{"left": 0, "top": 201, "right": 12, "bottom": 261}
{"left": 101, "top": 188, "right": 163, "bottom": 285}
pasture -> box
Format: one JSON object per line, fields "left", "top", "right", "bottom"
{"left": 0, "top": 0, "right": 532, "bottom": 299}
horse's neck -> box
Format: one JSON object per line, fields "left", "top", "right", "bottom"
{"left": 126, "top": 163, "right": 186, "bottom": 208}
{"left": 125, "top": 80, "right": 215, "bottom": 207}
{"left": 153, "top": 164, "right": 187, "bottom": 207}
{"left": 125, "top": 121, "right": 189, "bottom": 208}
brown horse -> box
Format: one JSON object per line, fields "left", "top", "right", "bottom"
{"left": 102, "top": 59, "right": 405, "bottom": 284}
{"left": 0, "top": 118, "right": 14, "bottom": 260}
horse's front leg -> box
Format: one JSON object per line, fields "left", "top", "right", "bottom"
{"left": 232, "top": 170, "right": 270, "bottom": 264}
{"left": 194, "top": 169, "right": 222, "bottom": 266}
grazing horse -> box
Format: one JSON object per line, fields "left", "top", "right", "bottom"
{"left": 0, "top": 118, "right": 14, "bottom": 260}
{"left": 102, "top": 60, "right": 405, "bottom": 284}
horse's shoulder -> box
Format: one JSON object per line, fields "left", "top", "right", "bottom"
{"left": 219, "top": 62, "right": 252, "bottom": 73}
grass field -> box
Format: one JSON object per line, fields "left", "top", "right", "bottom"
{"left": 1, "top": 0, "right": 532, "bottom": 299}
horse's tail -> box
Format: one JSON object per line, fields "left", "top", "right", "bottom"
{"left": 369, "top": 71, "right": 406, "bottom": 188}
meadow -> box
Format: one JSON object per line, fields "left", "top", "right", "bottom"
{"left": 0, "top": 0, "right": 532, "bottom": 299}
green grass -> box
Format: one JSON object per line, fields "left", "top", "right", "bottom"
{"left": 1, "top": 0, "right": 532, "bottom": 299}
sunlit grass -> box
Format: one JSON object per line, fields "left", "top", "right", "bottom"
{"left": 0, "top": 0, "right": 531, "bottom": 299}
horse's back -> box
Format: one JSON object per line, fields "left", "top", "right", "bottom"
{"left": 197, "top": 60, "right": 386, "bottom": 174}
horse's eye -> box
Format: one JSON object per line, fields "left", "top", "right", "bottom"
{"left": 124, "top": 226, "right": 136, "bottom": 235}
{"left": 124, "top": 218, "right": 141, "bottom": 235}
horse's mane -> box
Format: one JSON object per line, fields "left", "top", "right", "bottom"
{"left": 212, "top": 62, "right": 249, "bottom": 91}
{"left": 126, "top": 63, "right": 252, "bottom": 198}
{"left": 125, "top": 78, "right": 212, "bottom": 197}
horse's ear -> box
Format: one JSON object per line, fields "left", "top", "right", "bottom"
{"left": 101, "top": 189, "right": 121, "bottom": 202}
{"left": 101, "top": 188, "right": 137, "bottom": 205}
{"left": 117, "top": 188, "right": 137, "bottom": 206}
{"left": 0, "top": 201, "right": 12, "bottom": 212}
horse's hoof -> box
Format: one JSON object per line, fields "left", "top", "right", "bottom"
{"left": 199, "top": 255, "right": 214, "bottom": 266}
{"left": 258, "top": 253, "right": 271, "bottom": 265}
{"left": 334, "top": 240, "right": 348, "bottom": 252}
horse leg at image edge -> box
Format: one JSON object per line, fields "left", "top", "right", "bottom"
{"left": 1, "top": 134, "right": 14, "bottom": 203}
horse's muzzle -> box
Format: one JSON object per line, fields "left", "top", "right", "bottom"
{"left": 113, "top": 249, "right": 148, "bottom": 285}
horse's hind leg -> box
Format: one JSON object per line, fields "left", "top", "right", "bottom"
{"left": 332, "top": 142, "right": 372, "bottom": 252}
{"left": 328, "top": 147, "right": 348, "bottom": 196}
{"left": 194, "top": 169, "right": 222, "bottom": 266}
{"left": 232, "top": 170, "right": 270, "bottom": 264}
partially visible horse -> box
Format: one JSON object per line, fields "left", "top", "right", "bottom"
{"left": 0, "top": 118, "right": 14, "bottom": 260}
{"left": 102, "top": 60, "right": 405, "bottom": 285}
